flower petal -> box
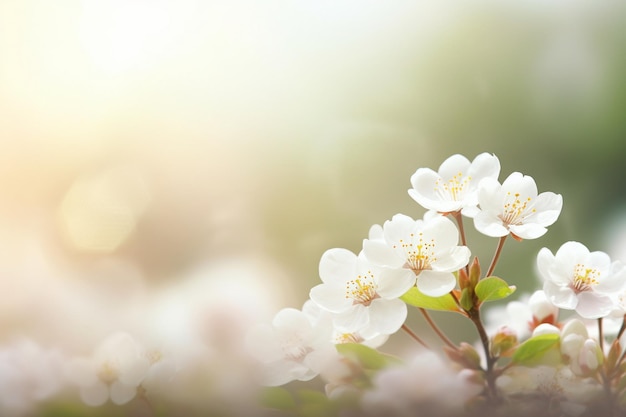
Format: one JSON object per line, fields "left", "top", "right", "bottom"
{"left": 576, "top": 292, "right": 615, "bottom": 319}
{"left": 431, "top": 246, "right": 470, "bottom": 272}
{"left": 80, "top": 382, "right": 109, "bottom": 407}
{"left": 110, "top": 381, "right": 137, "bottom": 405}
{"left": 333, "top": 304, "right": 369, "bottom": 333}
{"left": 319, "top": 248, "right": 357, "bottom": 284}
{"left": 473, "top": 211, "right": 509, "bottom": 237}
{"left": 509, "top": 223, "right": 547, "bottom": 240}
{"left": 544, "top": 282, "right": 577, "bottom": 310}
{"left": 376, "top": 268, "right": 415, "bottom": 299}
{"left": 362, "top": 239, "right": 404, "bottom": 268}
{"left": 416, "top": 271, "right": 456, "bottom": 297}
{"left": 309, "top": 283, "right": 352, "bottom": 313}
{"left": 366, "top": 298, "right": 407, "bottom": 335}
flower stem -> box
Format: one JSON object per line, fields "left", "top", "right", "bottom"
{"left": 451, "top": 211, "right": 470, "bottom": 276}
{"left": 419, "top": 308, "right": 457, "bottom": 350}
{"left": 486, "top": 236, "right": 507, "bottom": 277}
{"left": 468, "top": 308, "right": 499, "bottom": 402}
{"left": 401, "top": 324, "right": 430, "bottom": 349}
{"left": 616, "top": 314, "right": 626, "bottom": 341}
{"left": 599, "top": 318, "right": 605, "bottom": 353}
{"left": 451, "top": 211, "right": 468, "bottom": 247}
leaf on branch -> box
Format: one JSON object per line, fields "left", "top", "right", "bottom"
{"left": 335, "top": 343, "right": 401, "bottom": 370}
{"left": 475, "top": 276, "right": 516, "bottom": 303}
{"left": 400, "top": 286, "right": 462, "bottom": 313}
{"left": 511, "top": 333, "right": 560, "bottom": 365}
{"left": 259, "top": 386, "right": 297, "bottom": 410}
{"left": 459, "top": 288, "right": 473, "bottom": 311}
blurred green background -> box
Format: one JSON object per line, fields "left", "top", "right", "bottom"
{"left": 1, "top": 0, "right": 626, "bottom": 409}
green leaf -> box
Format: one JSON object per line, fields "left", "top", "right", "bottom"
{"left": 475, "top": 276, "right": 516, "bottom": 303}
{"left": 400, "top": 286, "right": 460, "bottom": 313}
{"left": 259, "top": 387, "right": 297, "bottom": 410}
{"left": 512, "top": 333, "right": 560, "bottom": 365}
{"left": 459, "top": 288, "right": 473, "bottom": 311}
{"left": 335, "top": 343, "right": 401, "bottom": 370}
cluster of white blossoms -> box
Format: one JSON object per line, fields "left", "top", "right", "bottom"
{"left": 249, "top": 153, "right": 626, "bottom": 417}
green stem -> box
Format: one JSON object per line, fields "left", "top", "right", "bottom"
{"left": 419, "top": 308, "right": 457, "bottom": 350}
{"left": 486, "top": 236, "right": 507, "bottom": 277}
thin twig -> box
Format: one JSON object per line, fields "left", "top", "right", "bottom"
{"left": 401, "top": 324, "right": 430, "bottom": 349}
{"left": 486, "top": 235, "right": 508, "bottom": 277}
{"left": 419, "top": 308, "right": 457, "bottom": 350}
{"left": 451, "top": 211, "right": 470, "bottom": 276}
{"left": 599, "top": 318, "right": 605, "bottom": 353}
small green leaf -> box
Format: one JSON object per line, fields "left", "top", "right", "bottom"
{"left": 400, "top": 286, "right": 461, "bottom": 313}
{"left": 460, "top": 288, "right": 473, "bottom": 311}
{"left": 297, "top": 390, "right": 329, "bottom": 404}
{"left": 335, "top": 343, "right": 401, "bottom": 370}
{"left": 475, "top": 276, "right": 516, "bottom": 303}
{"left": 512, "top": 333, "right": 560, "bottom": 365}
{"left": 259, "top": 387, "right": 297, "bottom": 410}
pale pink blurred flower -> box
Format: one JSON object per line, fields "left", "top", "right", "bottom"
{"left": 361, "top": 351, "right": 482, "bottom": 416}
{"left": 66, "top": 332, "right": 149, "bottom": 406}
{"left": 0, "top": 339, "right": 65, "bottom": 417}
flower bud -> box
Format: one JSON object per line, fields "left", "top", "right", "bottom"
{"left": 490, "top": 326, "right": 518, "bottom": 357}
{"left": 443, "top": 342, "right": 482, "bottom": 370}
{"left": 528, "top": 290, "right": 558, "bottom": 326}
{"left": 458, "top": 268, "right": 470, "bottom": 290}
{"left": 469, "top": 257, "right": 481, "bottom": 287}
{"left": 572, "top": 339, "right": 603, "bottom": 377}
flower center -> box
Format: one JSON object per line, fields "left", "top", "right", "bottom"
{"left": 570, "top": 264, "right": 600, "bottom": 293}
{"left": 281, "top": 343, "right": 311, "bottom": 362}
{"left": 435, "top": 172, "right": 470, "bottom": 201}
{"left": 98, "top": 361, "right": 119, "bottom": 384}
{"left": 394, "top": 233, "right": 436, "bottom": 274}
{"left": 499, "top": 192, "right": 535, "bottom": 226}
{"left": 345, "top": 272, "right": 379, "bottom": 306}
{"left": 335, "top": 332, "right": 364, "bottom": 344}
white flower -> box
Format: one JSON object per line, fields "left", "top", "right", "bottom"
{"left": 560, "top": 319, "right": 603, "bottom": 377}
{"left": 0, "top": 339, "right": 65, "bottom": 417}
{"left": 361, "top": 351, "right": 483, "bottom": 417}
{"left": 472, "top": 172, "right": 562, "bottom": 240}
{"left": 309, "top": 248, "right": 413, "bottom": 335}
{"left": 538, "top": 241, "right": 626, "bottom": 319}
{"left": 486, "top": 290, "right": 559, "bottom": 340}
{"left": 302, "top": 300, "right": 389, "bottom": 348}
{"left": 497, "top": 365, "right": 600, "bottom": 416}
{"left": 362, "top": 214, "right": 470, "bottom": 297}
{"left": 408, "top": 153, "right": 500, "bottom": 216}
{"left": 66, "top": 332, "right": 149, "bottom": 406}
{"left": 245, "top": 307, "right": 333, "bottom": 387}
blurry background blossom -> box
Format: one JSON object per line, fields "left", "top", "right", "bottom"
{"left": 1, "top": 0, "right": 626, "bottom": 415}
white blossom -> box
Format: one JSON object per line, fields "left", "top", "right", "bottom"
{"left": 408, "top": 153, "right": 500, "bottom": 216}
{"left": 0, "top": 339, "right": 65, "bottom": 416}
{"left": 245, "top": 307, "right": 333, "bottom": 386}
{"left": 472, "top": 172, "right": 562, "bottom": 240}
{"left": 361, "top": 351, "right": 483, "bottom": 417}
{"left": 538, "top": 241, "right": 626, "bottom": 319}
{"left": 362, "top": 213, "right": 470, "bottom": 297}
{"left": 66, "top": 332, "right": 149, "bottom": 406}
{"left": 309, "top": 248, "right": 413, "bottom": 335}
